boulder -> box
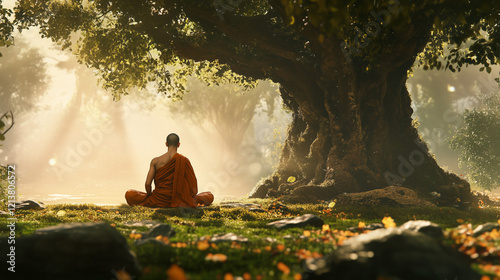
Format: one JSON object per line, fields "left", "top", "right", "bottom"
{"left": 472, "top": 222, "right": 500, "bottom": 237}
{"left": 267, "top": 214, "right": 324, "bottom": 229}
{"left": 0, "top": 222, "right": 140, "bottom": 280}
{"left": 302, "top": 228, "right": 480, "bottom": 280}
{"left": 335, "top": 186, "right": 436, "bottom": 207}
{"left": 399, "top": 220, "right": 443, "bottom": 238}
{"left": 14, "top": 200, "right": 45, "bottom": 210}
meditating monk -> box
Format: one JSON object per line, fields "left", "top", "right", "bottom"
{"left": 125, "top": 133, "right": 214, "bottom": 208}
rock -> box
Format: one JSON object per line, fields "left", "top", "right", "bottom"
{"left": 210, "top": 233, "right": 249, "bottom": 243}
{"left": 335, "top": 186, "right": 436, "bottom": 207}
{"left": 399, "top": 220, "right": 443, "bottom": 238}
{"left": 346, "top": 223, "right": 385, "bottom": 232}
{"left": 267, "top": 214, "right": 324, "bottom": 229}
{"left": 218, "top": 202, "right": 267, "bottom": 212}
{"left": 302, "top": 228, "right": 481, "bottom": 280}
{"left": 0, "top": 222, "right": 140, "bottom": 280}
{"left": 14, "top": 199, "right": 45, "bottom": 210}
{"left": 472, "top": 222, "right": 500, "bottom": 237}
{"left": 134, "top": 223, "right": 176, "bottom": 245}
{"left": 219, "top": 202, "right": 262, "bottom": 209}
{"left": 143, "top": 224, "right": 175, "bottom": 238}
{"left": 124, "top": 220, "right": 160, "bottom": 228}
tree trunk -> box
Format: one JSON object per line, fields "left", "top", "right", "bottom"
{"left": 250, "top": 59, "right": 472, "bottom": 206}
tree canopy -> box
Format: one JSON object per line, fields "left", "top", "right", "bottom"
{"left": 10, "top": 0, "right": 500, "bottom": 98}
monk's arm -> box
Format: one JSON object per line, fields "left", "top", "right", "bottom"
{"left": 145, "top": 159, "right": 156, "bottom": 196}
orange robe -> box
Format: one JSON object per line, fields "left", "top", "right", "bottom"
{"left": 125, "top": 153, "right": 214, "bottom": 208}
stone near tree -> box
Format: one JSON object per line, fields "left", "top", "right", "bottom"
{"left": 472, "top": 222, "right": 500, "bottom": 237}
{"left": 209, "top": 233, "right": 250, "bottom": 243}
{"left": 347, "top": 223, "right": 385, "bottom": 232}
{"left": 14, "top": 199, "right": 45, "bottom": 210}
{"left": 124, "top": 219, "right": 160, "bottom": 228}
{"left": 0, "top": 222, "right": 140, "bottom": 280}
{"left": 302, "top": 228, "right": 481, "bottom": 280}
{"left": 267, "top": 214, "right": 324, "bottom": 229}
{"left": 335, "top": 186, "right": 436, "bottom": 207}
{"left": 399, "top": 220, "right": 443, "bottom": 238}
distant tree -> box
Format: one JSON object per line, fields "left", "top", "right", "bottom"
{"left": 449, "top": 90, "right": 500, "bottom": 191}
{"left": 0, "top": 38, "right": 48, "bottom": 114}
{"left": 12, "top": 0, "right": 500, "bottom": 204}
{"left": 407, "top": 66, "right": 498, "bottom": 171}
{"left": 170, "top": 79, "right": 278, "bottom": 157}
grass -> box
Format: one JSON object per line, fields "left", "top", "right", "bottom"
{"left": 1, "top": 198, "right": 500, "bottom": 279}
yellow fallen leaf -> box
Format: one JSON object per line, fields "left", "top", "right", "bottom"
{"left": 358, "top": 221, "right": 366, "bottom": 230}
{"left": 287, "top": 176, "right": 296, "bottom": 183}
{"left": 322, "top": 224, "right": 330, "bottom": 232}
{"left": 303, "top": 230, "right": 311, "bottom": 237}
{"left": 382, "top": 216, "right": 396, "bottom": 228}
{"left": 56, "top": 210, "right": 66, "bottom": 217}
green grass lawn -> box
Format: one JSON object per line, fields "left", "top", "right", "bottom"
{"left": 1, "top": 199, "right": 500, "bottom": 279}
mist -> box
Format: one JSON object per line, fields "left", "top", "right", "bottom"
{"left": 0, "top": 28, "right": 291, "bottom": 205}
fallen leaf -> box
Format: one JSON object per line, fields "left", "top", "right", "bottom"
{"left": 197, "top": 240, "right": 210, "bottom": 251}
{"left": 322, "top": 224, "right": 330, "bottom": 232}
{"left": 277, "top": 262, "right": 290, "bottom": 275}
{"left": 224, "top": 273, "right": 234, "bottom": 280}
{"left": 358, "top": 221, "right": 366, "bottom": 230}
{"left": 166, "top": 264, "right": 188, "bottom": 280}
{"left": 56, "top": 210, "right": 66, "bottom": 217}
{"left": 206, "top": 253, "right": 228, "bottom": 262}
{"left": 382, "top": 216, "right": 396, "bottom": 228}
{"left": 287, "top": 176, "right": 296, "bottom": 183}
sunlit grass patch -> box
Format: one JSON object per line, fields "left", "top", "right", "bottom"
{"left": 0, "top": 199, "right": 499, "bottom": 279}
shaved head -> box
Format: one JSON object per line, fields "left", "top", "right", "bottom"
{"left": 166, "top": 133, "right": 180, "bottom": 147}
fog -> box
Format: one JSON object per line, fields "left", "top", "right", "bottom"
{"left": 0, "top": 28, "right": 291, "bottom": 205}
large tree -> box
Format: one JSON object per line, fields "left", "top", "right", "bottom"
{"left": 13, "top": 0, "right": 500, "bottom": 204}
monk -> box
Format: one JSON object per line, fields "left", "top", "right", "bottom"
{"left": 125, "top": 133, "right": 214, "bottom": 208}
